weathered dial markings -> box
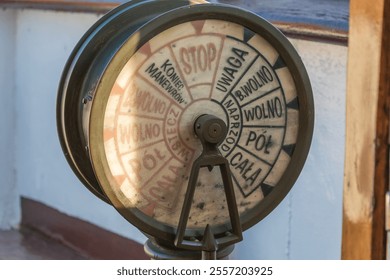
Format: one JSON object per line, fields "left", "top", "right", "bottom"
{"left": 102, "top": 19, "right": 299, "bottom": 229}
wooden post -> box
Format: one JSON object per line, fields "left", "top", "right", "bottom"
{"left": 342, "top": 0, "right": 390, "bottom": 259}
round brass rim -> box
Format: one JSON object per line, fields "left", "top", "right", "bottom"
{"left": 88, "top": 4, "right": 314, "bottom": 242}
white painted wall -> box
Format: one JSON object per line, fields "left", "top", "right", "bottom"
{"left": 0, "top": 9, "right": 20, "bottom": 230}
{"left": 13, "top": 9, "right": 147, "bottom": 244}
{"left": 1, "top": 8, "right": 347, "bottom": 259}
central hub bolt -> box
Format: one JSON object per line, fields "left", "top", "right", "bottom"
{"left": 194, "top": 114, "right": 227, "bottom": 145}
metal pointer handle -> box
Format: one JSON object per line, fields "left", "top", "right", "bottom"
{"left": 175, "top": 114, "right": 243, "bottom": 259}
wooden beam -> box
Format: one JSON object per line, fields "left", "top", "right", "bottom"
{"left": 342, "top": 0, "right": 390, "bottom": 259}
{"left": 0, "top": 0, "right": 348, "bottom": 44}
{"left": 0, "top": 0, "right": 119, "bottom": 13}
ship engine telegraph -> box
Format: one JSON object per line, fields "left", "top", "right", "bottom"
{"left": 57, "top": 0, "right": 314, "bottom": 259}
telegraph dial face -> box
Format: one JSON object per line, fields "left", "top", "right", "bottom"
{"left": 89, "top": 5, "right": 313, "bottom": 240}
